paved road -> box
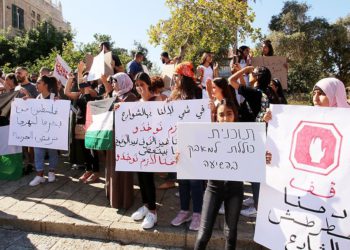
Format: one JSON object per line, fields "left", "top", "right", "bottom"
{"left": 0, "top": 228, "right": 182, "bottom": 250}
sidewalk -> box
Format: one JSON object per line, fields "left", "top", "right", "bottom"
{"left": 0, "top": 155, "right": 262, "bottom": 249}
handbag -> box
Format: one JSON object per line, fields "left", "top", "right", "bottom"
{"left": 74, "top": 124, "right": 86, "bottom": 140}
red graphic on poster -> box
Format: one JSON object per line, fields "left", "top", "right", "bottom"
{"left": 289, "top": 121, "right": 342, "bottom": 175}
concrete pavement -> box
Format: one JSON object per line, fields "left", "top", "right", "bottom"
{"left": 0, "top": 155, "right": 262, "bottom": 249}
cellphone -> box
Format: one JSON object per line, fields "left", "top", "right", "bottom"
{"left": 79, "top": 82, "right": 91, "bottom": 89}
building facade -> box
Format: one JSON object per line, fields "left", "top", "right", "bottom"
{"left": 0, "top": 0, "right": 69, "bottom": 32}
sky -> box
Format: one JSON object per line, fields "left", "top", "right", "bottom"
{"left": 59, "top": 0, "right": 349, "bottom": 67}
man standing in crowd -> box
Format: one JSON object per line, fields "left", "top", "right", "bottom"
{"left": 127, "top": 52, "right": 144, "bottom": 80}
{"left": 15, "top": 67, "right": 38, "bottom": 98}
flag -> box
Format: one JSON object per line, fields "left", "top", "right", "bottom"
{"left": 0, "top": 126, "right": 22, "bottom": 180}
{"left": 53, "top": 55, "right": 72, "bottom": 86}
{"left": 85, "top": 98, "right": 115, "bottom": 150}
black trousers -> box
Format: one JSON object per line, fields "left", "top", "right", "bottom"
{"left": 137, "top": 172, "right": 156, "bottom": 210}
{"left": 194, "top": 180, "right": 243, "bottom": 250}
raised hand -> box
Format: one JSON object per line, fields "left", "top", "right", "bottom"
{"left": 309, "top": 137, "right": 326, "bottom": 163}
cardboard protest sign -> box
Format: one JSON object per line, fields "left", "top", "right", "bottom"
{"left": 161, "top": 64, "right": 175, "bottom": 90}
{"left": 177, "top": 122, "right": 266, "bottom": 181}
{"left": 8, "top": 99, "right": 70, "bottom": 150}
{"left": 114, "top": 99, "right": 211, "bottom": 172}
{"left": 104, "top": 51, "right": 114, "bottom": 76}
{"left": 255, "top": 104, "right": 350, "bottom": 249}
{"left": 85, "top": 53, "right": 94, "bottom": 72}
{"left": 53, "top": 55, "right": 71, "bottom": 86}
{"left": 252, "top": 56, "right": 288, "bottom": 89}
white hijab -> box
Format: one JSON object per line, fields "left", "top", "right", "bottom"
{"left": 112, "top": 73, "right": 133, "bottom": 97}
{"left": 314, "top": 78, "right": 350, "bottom": 108}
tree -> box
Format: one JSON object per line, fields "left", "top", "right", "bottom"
{"left": 266, "top": 1, "right": 350, "bottom": 92}
{"left": 0, "top": 21, "right": 73, "bottom": 70}
{"left": 148, "top": 0, "right": 260, "bottom": 65}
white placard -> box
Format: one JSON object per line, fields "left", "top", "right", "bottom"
{"left": 177, "top": 122, "right": 266, "bottom": 181}
{"left": 255, "top": 104, "right": 350, "bottom": 249}
{"left": 115, "top": 99, "right": 211, "bottom": 172}
{"left": 53, "top": 55, "right": 71, "bottom": 86}
{"left": 161, "top": 64, "right": 175, "bottom": 90}
{"left": 8, "top": 99, "right": 70, "bottom": 150}
{"left": 87, "top": 50, "right": 105, "bottom": 81}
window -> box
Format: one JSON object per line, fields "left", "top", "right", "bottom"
{"left": 12, "top": 4, "right": 24, "bottom": 30}
{"left": 31, "top": 10, "right": 35, "bottom": 18}
{"left": 37, "top": 14, "right": 41, "bottom": 22}
{"left": 31, "top": 20, "right": 36, "bottom": 29}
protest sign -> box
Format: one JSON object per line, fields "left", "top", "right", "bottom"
{"left": 252, "top": 56, "right": 288, "bottom": 89}
{"left": 87, "top": 50, "right": 105, "bottom": 81}
{"left": 161, "top": 64, "right": 175, "bottom": 90}
{"left": 104, "top": 51, "right": 114, "bottom": 76}
{"left": 85, "top": 53, "right": 94, "bottom": 72}
{"left": 8, "top": 99, "right": 70, "bottom": 150}
{"left": 255, "top": 104, "right": 350, "bottom": 249}
{"left": 114, "top": 99, "right": 211, "bottom": 172}
{"left": 53, "top": 55, "right": 71, "bottom": 86}
{"left": 177, "top": 122, "right": 266, "bottom": 181}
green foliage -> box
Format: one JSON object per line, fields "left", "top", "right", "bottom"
{"left": 148, "top": 0, "right": 260, "bottom": 66}
{"left": 265, "top": 1, "right": 350, "bottom": 92}
{"left": 0, "top": 21, "right": 73, "bottom": 71}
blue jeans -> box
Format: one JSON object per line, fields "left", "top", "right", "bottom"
{"left": 178, "top": 179, "right": 204, "bottom": 213}
{"left": 195, "top": 180, "right": 243, "bottom": 250}
{"left": 34, "top": 147, "right": 58, "bottom": 172}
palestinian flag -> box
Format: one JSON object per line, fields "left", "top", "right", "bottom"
{"left": 85, "top": 98, "right": 115, "bottom": 150}
{"left": 0, "top": 126, "right": 22, "bottom": 180}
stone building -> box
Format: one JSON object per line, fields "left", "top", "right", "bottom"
{"left": 0, "top": 0, "right": 69, "bottom": 33}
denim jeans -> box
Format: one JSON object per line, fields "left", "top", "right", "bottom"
{"left": 34, "top": 147, "right": 58, "bottom": 172}
{"left": 194, "top": 180, "right": 243, "bottom": 250}
{"left": 178, "top": 179, "right": 204, "bottom": 213}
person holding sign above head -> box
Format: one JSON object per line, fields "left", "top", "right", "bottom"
{"left": 194, "top": 99, "right": 243, "bottom": 250}
{"left": 169, "top": 62, "right": 204, "bottom": 231}
{"left": 261, "top": 39, "right": 274, "bottom": 57}
{"left": 127, "top": 72, "right": 163, "bottom": 229}
{"left": 64, "top": 62, "right": 100, "bottom": 184}
{"left": 29, "top": 75, "right": 59, "bottom": 186}
{"left": 99, "top": 42, "right": 124, "bottom": 73}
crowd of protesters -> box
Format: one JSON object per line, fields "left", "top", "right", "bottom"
{"left": 0, "top": 40, "right": 349, "bottom": 250}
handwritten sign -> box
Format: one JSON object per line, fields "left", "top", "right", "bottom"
{"left": 161, "top": 64, "right": 175, "bottom": 90}
{"left": 8, "top": 99, "right": 70, "bottom": 150}
{"left": 115, "top": 99, "right": 210, "bottom": 172}
{"left": 252, "top": 56, "right": 288, "bottom": 89}
{"left": 53, "top": 55, "right": 71, "bottom": 86}
{"left": 254, "top": 104, "right": 350, "bottom": 249}
{"left": 177, "top": 122, "right": 266, "bottom": 181}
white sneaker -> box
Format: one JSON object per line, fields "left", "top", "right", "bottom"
{"left": 141, "top": 212, "right": 157, "bottom": 229}
{"left": 240, "top": 206, "right": 257, "bottom": 218}
{"left": 242, "top": 197, "right": 254, "bottom": 207}
{"left": 48, "top": 172, "right": 56, "bottom": 183}
{"left": 131, "top": 206, "right": 149, "bottom": 221}
{"left": 218, "top": 203, "right": 225, "bottom": 215}
{"left": 29, "top": 176, "right": 46, "bottom": 186}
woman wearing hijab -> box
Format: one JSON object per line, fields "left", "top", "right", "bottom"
{"left": 102, "top": 72, "right": 138, "bottom": 209}
{"left": 312, "top": 78, "right": 350, "bottom": 108}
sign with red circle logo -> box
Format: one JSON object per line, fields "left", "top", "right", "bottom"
{"left": 289, "top": 121, "right": 342, "bottom": 175}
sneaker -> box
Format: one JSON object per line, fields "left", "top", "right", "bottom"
{"left": 240, "top": 206, "right": 257, "bottom": 218}
{"left": 189, "top": 213, "right": 201, "bottom": 231}
{"left": 141, "top": 212, "right": 157, "bottom": 229}
{"left": 29, "top": 175, "right": 46, "bottom": 186}
{"left": 131, "top": 206, "right": 149, "bottom": 221}
{"left": 85, "top": 173, "right": 99, "bottom": 184}
{"left": 79, "top": 171, "right": 92, "bottom": 182}
{"left": 242, "top": 197, "right": 254, "bottom": 207}
{"left": 48, "top": 172, "right": 56, "bottom": 183}
{"left": 218, "top": 203, "right": 225, "bottom": 215}
{"left": 171, "top": 210, "right": 192, "bottom": 226}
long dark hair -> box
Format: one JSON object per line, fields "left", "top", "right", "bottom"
{"left": 171, "top": 76, "right": 200, "bottom": 100}
{"left": 215, "top": 99, "right": 239, "bottom": 122}
{"left": 212, "top": 77, "right": 239, "bottom": 108}
{"left": 262, "top": 40, "right": 274, "bottom": 56}
{"left": 255, "top": 66, "right": 271, "bottom": 93}
{"left": 40, "top": 75, "right": 58, "bottom": 96}
{"left": 135, "top": 72, "right": 154, "bottom": 92}
{"left": 271, "top": 78, "right": 287, "bottom": 104}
